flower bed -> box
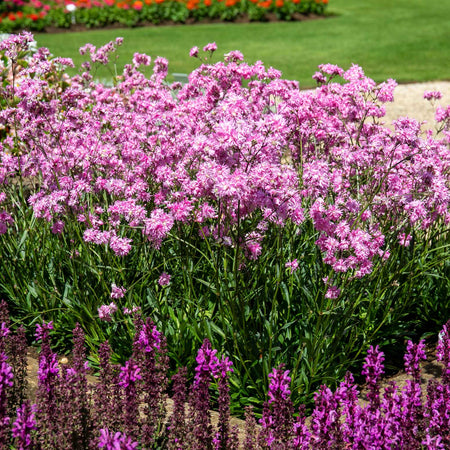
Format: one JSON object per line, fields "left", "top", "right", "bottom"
{"left": 0, "top": 0, "right": 329, "bottom": 32}
{"left": 2, "top": 300, "right": 450, "bottom": 448}
{"left": 0, "top": 32, "right": 449, "bottom": 415}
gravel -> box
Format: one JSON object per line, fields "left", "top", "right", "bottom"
{"left": 383, "top": 81, "right": 450, "bottom": 131}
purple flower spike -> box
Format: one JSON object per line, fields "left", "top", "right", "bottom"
{"left": 98, "top": 428, "right": 139, "bottom": 449}
{"left": 437, "top": 320, "right": 450, "bottom": 384}
{"left": 12, "top": 401, "right": 37, "bottom": 449}
{"left": 259, "top": 364, "right": 294, "bottom": 446}
{"left": 194, "top": 339, "right": 219, "bottom": 385}
{"left": 34, "top": 321, "right": 53, "bottom": 342}
{"left": 404, "top": 339, "right": 426, "bottom": 383}
{"left": 362, "top": 345, "right": 385, "bottom": 411}
{"left": 267, "top": 365, "right": 291, "bottom": 403}
{"left": 119, "top": 360, "right": 141, "bottom": 388}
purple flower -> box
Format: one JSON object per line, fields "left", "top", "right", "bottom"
{"left": 404, "top": 339, "right": 426, "bottom": 383}
{"left": 118, "top": 360, "right": 141, "bottom": 388}
{"left": 224, "top": 50, "right": 244, "bottom": 62}
{"left": 325, "top": 285, "right": 341, "bottom": 299}
{"left": 136, "top": 319, "right": 161, "bottom": 352}
{"left": 0, "top": 356, "right": 13, "bottom": 389}
{"left": 194, "top": 339, "right": 219, "bottom": 385}
{"left": 12, "top": 401, "right": 37, "bottom": 449}
{"left": 132, "top": 52, "right": 151, "bottom": 67}
{"left": 34, "top": 321, "right": 53, "bottom": 342}
{"left": 362, "top": 345, "right": 385, "bottom": 411}
{"left": 267, "top": 365, "right": 291, "bottom": 403}
{"left": 98, "top": 428, "right": 139, "bottom": 449}
{"left": 51, "top": 220, "right": 64, "bottom": 234}
{"left": 0, "top": 322, "right": 9, "bottom": 339}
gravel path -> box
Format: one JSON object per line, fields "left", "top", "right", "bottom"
{"left": 383, "top": 81, "right": 450, "bottom": 131}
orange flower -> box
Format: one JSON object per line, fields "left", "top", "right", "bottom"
{"left": 259, "top": 0, "right": 270, "bottom": 7}
{"left": 8, "top": 12, "right": 16, "bottom": 21}
{"left": 144, "top": 0, "right": 151, "bottom": 4}
{"left": 132, "top": 0, "right": 143, "bottom": 8}
{"left": 28, "top": 13, "right": 39, "bottom": 20}
{"left": 275, "top": 0, "right": 283, "bottom": 7}
{"left": 292, "top": 0, "right": 300, "bottom": 3}
{"left": 225, "top": 0, "right": 235, "bottom": 6}
{"left": 204, "top": 0, "right": 212, "bottom": 6}
{"left": 154, "top": 0, "right": 164, "bottom": 4}
{"left": 16, "top": 11, "right": 24, "bottom": 18}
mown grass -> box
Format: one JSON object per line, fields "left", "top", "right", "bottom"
{"left": 33, "top": 0, "right": 450, "bottom": 87}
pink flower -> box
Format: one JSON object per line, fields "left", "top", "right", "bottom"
{"left": 123, "top": 306, "right": 141, "bottom": 315}
{"left": 51, "top": 220, "right": 64, "bottom": 234}
{"left": 98, "top": 303, "right": 118, "bottom": 322}
{"left": 189, "top": 46, "right": 199, "bottom": 58}
{"left": 158, "top": 272, "right": 171, "bottom": 287}
{"left": 285, "top": 259, "right": 299, "bottom": 274}
{"left": 398, "top": 232, "right": 412, "bottom": 247}
{"left": 111, "top": 284, "right": 127, "bottom": 299}
{"left": 325, "top": 286, "right": 341, "bottom": 299}
{"left": 423, "top": 90, "right": 442, "bottom": 101}
{"left": 224, "top": 50, "right": 244, "bottom": 62}
{"left": 203, "top": 42, "right": 217, "bottom": 53}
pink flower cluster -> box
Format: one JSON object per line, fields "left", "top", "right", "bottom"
{"left": 98, "top": 302, "right": 117, "bottom": 322}
{"left": 0, "top": 33, "right": 449, "bottom": 287}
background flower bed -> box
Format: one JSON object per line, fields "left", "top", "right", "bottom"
{"left": 0, "top": 32, "right": 449, "bottom": 417}
{"left": 0, "top": 0, "right": 329, "bottom": 33}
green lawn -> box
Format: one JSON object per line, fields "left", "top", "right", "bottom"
{"left": 34, "top": 0, "right": 450, "bottom": 87}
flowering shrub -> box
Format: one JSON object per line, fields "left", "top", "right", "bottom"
{"left": 2, "top": 301, "right": 450, "bottom": 448}
{"left": 0, "top": 32, "right": 449, "bottom": 411}
{"left": 0, "top": 0, "right": 329, "bottom": 32}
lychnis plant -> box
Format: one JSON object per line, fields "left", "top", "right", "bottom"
{"left": 0, "top": 32, "right": 449, "bottom": 412}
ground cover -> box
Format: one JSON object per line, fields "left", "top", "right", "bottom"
{"left": 28, "top": 0, "right": 450, "bottom": 87}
